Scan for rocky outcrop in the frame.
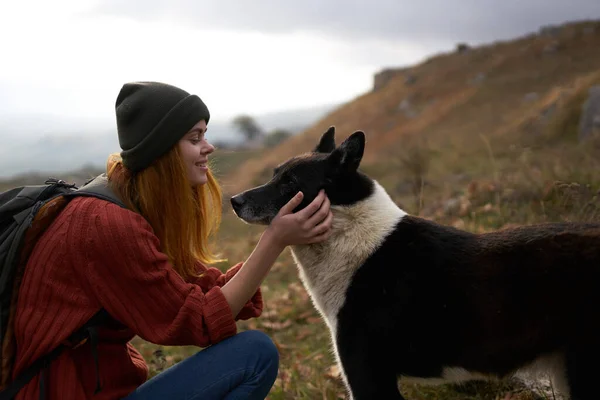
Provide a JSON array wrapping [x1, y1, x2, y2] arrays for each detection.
[[456, 43, 471, 53], [372, 67, 416, 91], [539, 25, 562, 37], [373, 68, 403, 91]]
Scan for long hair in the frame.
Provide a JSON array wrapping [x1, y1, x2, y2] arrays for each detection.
[[106, 145, 224, 281]]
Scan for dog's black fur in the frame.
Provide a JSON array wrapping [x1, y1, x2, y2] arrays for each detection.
[[231, 126, 600, 400]]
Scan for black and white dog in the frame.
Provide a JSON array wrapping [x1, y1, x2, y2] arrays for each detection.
[[230, 126, 600, 400]]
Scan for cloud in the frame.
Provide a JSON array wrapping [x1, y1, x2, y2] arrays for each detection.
[[92, 0, 600, 44]]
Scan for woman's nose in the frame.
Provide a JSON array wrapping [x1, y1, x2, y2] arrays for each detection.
[[202, 142, 215, 155]]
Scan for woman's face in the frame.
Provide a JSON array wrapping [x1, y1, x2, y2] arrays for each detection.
[[178, 119, 215, 186]]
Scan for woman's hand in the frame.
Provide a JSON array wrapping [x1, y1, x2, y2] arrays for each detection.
[[222, 190, 333, 317], [264, 190, 333, 249]]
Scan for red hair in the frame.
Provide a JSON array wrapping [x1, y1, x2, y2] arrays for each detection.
[[106, 145, 223, 281]]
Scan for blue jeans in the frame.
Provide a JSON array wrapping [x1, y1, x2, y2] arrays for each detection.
[[123, 330, 279, 400]]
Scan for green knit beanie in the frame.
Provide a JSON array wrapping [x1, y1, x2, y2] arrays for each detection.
[[115, 81, 210, 173]]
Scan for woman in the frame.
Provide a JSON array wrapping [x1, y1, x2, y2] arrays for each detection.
[[11, 81, 333, 399]]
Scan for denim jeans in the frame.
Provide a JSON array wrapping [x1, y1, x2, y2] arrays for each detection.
[[123, 330, 279, 400]]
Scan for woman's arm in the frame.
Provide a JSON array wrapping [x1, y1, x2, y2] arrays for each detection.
[[193, 262, 263, 320], [74, 190, 331, 347]]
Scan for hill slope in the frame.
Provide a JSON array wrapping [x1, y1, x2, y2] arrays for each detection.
[[223, 19, 600, 211]]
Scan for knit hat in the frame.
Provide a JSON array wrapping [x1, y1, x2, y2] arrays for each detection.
[[115, 81, 210, 173]]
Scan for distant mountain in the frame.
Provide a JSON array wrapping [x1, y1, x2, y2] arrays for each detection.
[[0, 103, 338, 179]]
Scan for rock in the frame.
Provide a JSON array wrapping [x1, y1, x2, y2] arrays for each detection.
[[397, 98, 419, 118], [578, 85, 600, 141], [443, 196, 471, 217], [539, 25, 561, 37], [456, 43, 471, 53], [443, 198, 462, 215], [373, 68, 403, 91], [405, 75, 417, 86]]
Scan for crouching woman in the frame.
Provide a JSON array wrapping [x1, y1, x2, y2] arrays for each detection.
[[11, 82, 333, 399]]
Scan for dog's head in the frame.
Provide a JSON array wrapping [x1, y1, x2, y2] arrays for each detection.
[[230, 126, 374, 225]]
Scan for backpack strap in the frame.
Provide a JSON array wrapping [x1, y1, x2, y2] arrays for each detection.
[[64, 173, 127, 209], [0, 310, 112, 400]]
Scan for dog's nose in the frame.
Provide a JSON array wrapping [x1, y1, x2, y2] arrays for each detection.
[[230, 195, 245, 209]]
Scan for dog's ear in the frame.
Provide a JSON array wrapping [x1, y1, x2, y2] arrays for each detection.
[[328, 131, 365, 172], [314, 126, 336, 153]]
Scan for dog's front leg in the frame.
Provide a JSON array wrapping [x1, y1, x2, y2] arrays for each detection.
[[337, 349, 405, 400]]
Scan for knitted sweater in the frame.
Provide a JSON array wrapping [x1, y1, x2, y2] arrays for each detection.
[[12, 196, 263, 399]]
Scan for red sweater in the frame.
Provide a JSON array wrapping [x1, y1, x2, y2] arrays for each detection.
[[12, 196, 263, 399]]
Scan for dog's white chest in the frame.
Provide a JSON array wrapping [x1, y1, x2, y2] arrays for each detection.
[[290, 181, 406, 333], [290, 248, 359, 332]]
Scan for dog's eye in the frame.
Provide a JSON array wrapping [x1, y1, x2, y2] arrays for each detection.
[[287, 175, 300, 186], [278, 177, 298, 194]]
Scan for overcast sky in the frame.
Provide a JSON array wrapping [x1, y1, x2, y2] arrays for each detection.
[[1, 0, 599, 131]]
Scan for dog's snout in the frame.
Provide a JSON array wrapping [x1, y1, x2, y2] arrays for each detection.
[[230, 195, 245, 210]]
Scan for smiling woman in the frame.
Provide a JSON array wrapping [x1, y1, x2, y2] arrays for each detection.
[[9, 81, 334, 400]]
